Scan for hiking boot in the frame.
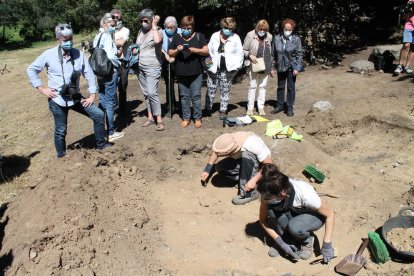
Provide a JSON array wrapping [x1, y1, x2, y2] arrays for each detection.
[[219, 111, 227, 120], [194, 119, 202, 128], [271, 106, 285, 114], [394, 64, 403, 75], [268, 246, 280, 258], [259, 108, 266, 116], [287, 110, 294, 117], [231, 192, 260, 205], [246, 109, 254, 116], [108, 131, 125, 142], [298, 236, 314, 260], [405, 66, 413, 74]]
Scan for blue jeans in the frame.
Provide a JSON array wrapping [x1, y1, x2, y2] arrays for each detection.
[[277, 71, 296, 111], [48, 99, 107, 158], [177, 74, 202, 120], [267, 208, 325, 242], [98, 71, 118, 135]]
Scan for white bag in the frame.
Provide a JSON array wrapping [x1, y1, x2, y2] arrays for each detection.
[[252, 58, 266, 73]]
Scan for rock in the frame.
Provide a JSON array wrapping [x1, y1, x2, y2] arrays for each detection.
[[312, 101, 334, 112], [29, 249, 37, 260], [349, 60, 375, 74]]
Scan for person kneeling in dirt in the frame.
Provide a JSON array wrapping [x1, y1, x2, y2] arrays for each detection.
[[27, 23, 112, 158], [200, 131, 272, 205], [257, 163, 335, 263]]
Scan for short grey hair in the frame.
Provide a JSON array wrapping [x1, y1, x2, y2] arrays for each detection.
[[138, 8, 154, 21], [164, 16, 177, 28], [102, 13, 116, 25], [55, 23, 73, 38], [110, 9, 122, 16]]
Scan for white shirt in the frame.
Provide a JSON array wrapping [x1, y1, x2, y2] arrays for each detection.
[[207, 31, 244, 73], [115, 27, 130, 59], [231, 135, 271, 161], [290, 179, 321, 212]]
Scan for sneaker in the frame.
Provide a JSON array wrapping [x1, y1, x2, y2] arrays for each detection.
[[271, 106, 285, 114], [268, 246, 280, 258], [287, 110, 294, 117], [258, 108, 266, 116], [219, 111, 227, 120], [246, 109, 254, 116], [405, 66, 413, 74], [98, 142, 114, 150], [194, 120, 202, 128], [231, 192, 260, 205], [394, 64, 403, 75], [180, 120, 190, 127], [298, 236, 314, 260], [108, 131, 125, 142]]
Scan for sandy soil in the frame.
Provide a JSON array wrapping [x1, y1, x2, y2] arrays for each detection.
[[0, 43, 413, 275], [386, 228, 414, 252]]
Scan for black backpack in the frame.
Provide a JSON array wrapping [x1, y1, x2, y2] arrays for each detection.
[[89, 33, 114, 77]]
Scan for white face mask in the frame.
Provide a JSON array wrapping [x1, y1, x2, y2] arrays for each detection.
[[142, 22, 150, 29], [284, 30, 292, 37]]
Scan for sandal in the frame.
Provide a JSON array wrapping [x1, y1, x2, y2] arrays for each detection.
[[156, 121, 165, 131], [142, 119, 155, 127]]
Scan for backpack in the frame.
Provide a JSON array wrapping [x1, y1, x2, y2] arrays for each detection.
[[371, 49, 395, 72], [89, 33, 114, 77]]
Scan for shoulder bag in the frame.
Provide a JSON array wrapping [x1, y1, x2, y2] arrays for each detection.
[[89, 33, 114, 77]]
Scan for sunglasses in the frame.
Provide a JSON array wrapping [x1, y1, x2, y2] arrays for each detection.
[[111, 15, 121, 20], [139, 19, 150, 23], [59, 25, 72, 30]]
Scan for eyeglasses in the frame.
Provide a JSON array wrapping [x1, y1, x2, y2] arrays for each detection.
[[59, 25, 72, 30], [111, 15, 121, 20], [139, 19, 150, 23]]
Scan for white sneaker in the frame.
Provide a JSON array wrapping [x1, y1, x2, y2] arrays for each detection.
[[405, 66, 413, 74], [108, 131, 125, 142], [394, 64, 403, 75]]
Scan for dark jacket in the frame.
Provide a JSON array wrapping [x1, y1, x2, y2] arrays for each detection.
[[272, 34, 303, 73]]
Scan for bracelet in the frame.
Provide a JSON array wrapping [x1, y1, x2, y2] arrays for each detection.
[[204, 163, 213, 174]]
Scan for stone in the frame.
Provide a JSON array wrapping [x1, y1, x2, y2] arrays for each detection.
[[349, 60, 375, 74], [312, 101, 334, 112]]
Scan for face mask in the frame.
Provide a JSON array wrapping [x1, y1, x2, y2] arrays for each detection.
[[61, 40, 73, 51], [182, 29, 192, 37], [165, 29, 175, 37], [267, 198, 282, 205], [257, 31, 266, 38], [141, 22, 150, 30], [108, 26, 116, 34], [116, 20, 123, 30], [222, 28, 232, 37], [284, 30, 292, 37]]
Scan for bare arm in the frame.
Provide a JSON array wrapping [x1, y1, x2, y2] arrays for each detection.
[[316, 201, 335, 243], [189, 45, 209, 56], [259, 200, 279, 240], [245, 156, 272, 191], [200, 151, 218, 182]]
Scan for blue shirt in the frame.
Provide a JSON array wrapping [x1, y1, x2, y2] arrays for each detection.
[[162, 28, 182, 53], [27, 46, 97, 107]]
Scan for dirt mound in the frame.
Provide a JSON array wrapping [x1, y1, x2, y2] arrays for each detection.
[[0, 146, 162, 275]]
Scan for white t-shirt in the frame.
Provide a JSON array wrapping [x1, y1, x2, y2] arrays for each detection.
[[241, 135, 271, 162], [290, 179, 321, 212], [115, 27, 130, 58]]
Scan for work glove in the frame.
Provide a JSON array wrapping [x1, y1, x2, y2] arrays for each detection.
[[275, 236, 300, 260], [321, 241, 335, 263]]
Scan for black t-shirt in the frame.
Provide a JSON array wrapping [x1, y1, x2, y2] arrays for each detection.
[[169, 32, 207, 76]]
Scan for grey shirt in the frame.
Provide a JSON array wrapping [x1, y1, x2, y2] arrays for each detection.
[[136, 27, 163, 67]]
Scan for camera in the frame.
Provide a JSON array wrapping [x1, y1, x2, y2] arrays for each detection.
[[60, 71, 82, 101]]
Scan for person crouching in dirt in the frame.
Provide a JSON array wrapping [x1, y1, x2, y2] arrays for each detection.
[[257, 163, 335, 263], [27, 23, 112, 158], [200, 131, 272, 205]]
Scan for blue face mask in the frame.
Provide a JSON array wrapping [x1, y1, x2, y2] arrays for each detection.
[[165, 29, 175, 37], [108, 26, 116, 34], [257, 31, 266, 38], [182, 29, 192, 37], [61, 40, 73, 51], [222, 28, 232, 37]]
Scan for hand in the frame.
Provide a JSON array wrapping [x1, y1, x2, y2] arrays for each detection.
[[200, 172, 209, 182], [132, 48, 138, 55], [321, 242, 334, 263], [244, 179, 256, 192], [275, 236, 300, 260], [249, 55, 257, 64], [38, 86, 58, 98], [117, 47, 123, 57], [176, 45, 184, 52], [168, 57, 175, 63], [81, 95, 95, 108], [270, 69, 276, 78], [293, 69, 299, 76], [152, 15, 160, 28], [189, 47, 197, 54]]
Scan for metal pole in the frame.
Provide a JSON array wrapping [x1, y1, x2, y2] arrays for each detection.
[[168, 63, 172, 119]]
